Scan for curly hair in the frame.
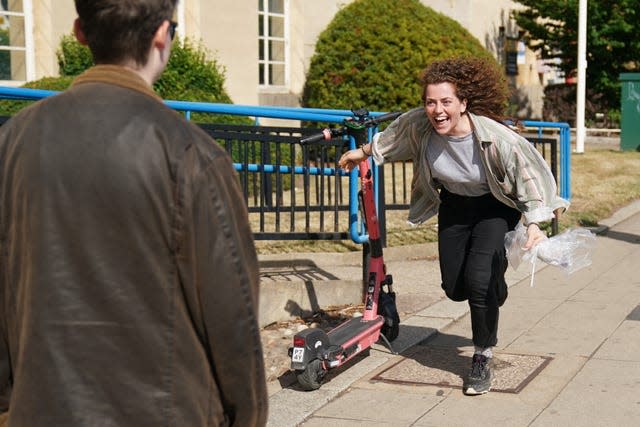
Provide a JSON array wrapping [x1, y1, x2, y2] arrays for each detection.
[[419, 56, 509, 123]]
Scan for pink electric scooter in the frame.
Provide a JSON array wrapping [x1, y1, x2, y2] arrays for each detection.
[[288, 109, 402, 390]]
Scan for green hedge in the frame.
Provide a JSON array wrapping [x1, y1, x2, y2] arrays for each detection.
[[302, 0, 495, 113], [0, 28, 11, 80], [56, 33, 93, 77]]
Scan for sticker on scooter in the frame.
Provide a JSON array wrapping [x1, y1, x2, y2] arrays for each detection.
[[291, 347, 305, 363], [365, 272, 376, 310]]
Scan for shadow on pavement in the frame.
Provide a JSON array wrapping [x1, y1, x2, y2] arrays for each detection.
[[603, 229, 640, 244], [259, 259, 341, 281]]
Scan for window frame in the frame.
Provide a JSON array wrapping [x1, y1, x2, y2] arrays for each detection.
[[258, 0, 289, 89], [0, 0, 35, 86]]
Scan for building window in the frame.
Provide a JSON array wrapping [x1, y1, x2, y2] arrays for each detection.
[[0, 0, 34, 84], [258, 0, 287, 87]]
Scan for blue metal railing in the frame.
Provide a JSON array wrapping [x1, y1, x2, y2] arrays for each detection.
[[522, 120, 572, 200], [0, 86, 572, 244]]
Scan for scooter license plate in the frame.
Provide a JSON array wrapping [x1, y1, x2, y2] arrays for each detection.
[[291, 347, 305, 363]]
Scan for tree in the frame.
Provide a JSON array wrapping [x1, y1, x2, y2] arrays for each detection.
[[302, 0, 496, 113], [513, 0, 639, 120]]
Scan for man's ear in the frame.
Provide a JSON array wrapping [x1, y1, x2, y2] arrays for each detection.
[[152, 20, 170, 50], [73, 18, 88, 45]]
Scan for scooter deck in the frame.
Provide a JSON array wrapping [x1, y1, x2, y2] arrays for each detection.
[[327, 315, 384, 348]]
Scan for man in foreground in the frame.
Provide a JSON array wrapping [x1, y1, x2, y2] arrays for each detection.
[[0, 1, 267, 425]]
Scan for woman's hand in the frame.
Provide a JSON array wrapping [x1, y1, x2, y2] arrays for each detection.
[[523, 223, 547, 250], [338, 144, 369, 172]]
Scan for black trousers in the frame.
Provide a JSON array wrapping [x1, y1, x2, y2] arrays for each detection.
[[438, 189, 521, 348]]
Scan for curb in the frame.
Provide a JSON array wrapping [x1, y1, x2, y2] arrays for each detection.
[[597, 199, 640, 231]]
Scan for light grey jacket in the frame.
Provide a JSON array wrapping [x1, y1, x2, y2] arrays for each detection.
[[371, 107, 569, 226]]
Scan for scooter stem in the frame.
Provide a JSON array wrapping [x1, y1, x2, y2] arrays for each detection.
[[359, 158, 385, 321]]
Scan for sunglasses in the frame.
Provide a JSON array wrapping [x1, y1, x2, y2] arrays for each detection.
[[168, 20, 178, 40]]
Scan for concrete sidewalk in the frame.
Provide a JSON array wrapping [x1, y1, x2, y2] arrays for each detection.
[[264, 200, 640, 427]]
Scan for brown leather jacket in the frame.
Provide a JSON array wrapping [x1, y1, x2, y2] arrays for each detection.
[[0, 66, 267, 426]]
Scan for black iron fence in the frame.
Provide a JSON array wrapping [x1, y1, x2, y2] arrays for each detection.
[[199, 123, 350, 241]]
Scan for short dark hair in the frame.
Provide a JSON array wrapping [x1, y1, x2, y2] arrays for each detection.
[[74, 0, 178, 66]]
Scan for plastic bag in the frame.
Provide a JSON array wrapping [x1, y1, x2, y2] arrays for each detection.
[[504, 223, 597, 286]]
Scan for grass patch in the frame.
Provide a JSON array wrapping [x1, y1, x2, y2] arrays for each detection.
[[563, 148, 640, 228]]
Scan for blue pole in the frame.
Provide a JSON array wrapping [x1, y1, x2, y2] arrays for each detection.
[[347, 133, 369, 244], [233, 163, 344, 176], [523, 120, 572, 200]]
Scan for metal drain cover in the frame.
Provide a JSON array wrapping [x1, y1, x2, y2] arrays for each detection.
[[372, 346, 552, 394]]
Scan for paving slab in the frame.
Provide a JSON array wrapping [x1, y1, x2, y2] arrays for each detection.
[[311, 387, 441, 425], [569, 251, 640, 305], [497, 295, 564, 347], [507, 299, 630, 356], [301, 416, 406, 427], [531, 359, 640, 427], [267, 350, 393, 427], [414, 298, 469, 321], [411, 388, 540, 427], [391, 315, 450, 352], [593, 318, 640, 361], [371, 347, 552, 394], [512, 354, 587, 405]]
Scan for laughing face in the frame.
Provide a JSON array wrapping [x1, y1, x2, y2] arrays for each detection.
[[424, 82, 471, 137]]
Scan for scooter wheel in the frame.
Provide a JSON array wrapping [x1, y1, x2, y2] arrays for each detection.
[[296, 359, 326, 391]]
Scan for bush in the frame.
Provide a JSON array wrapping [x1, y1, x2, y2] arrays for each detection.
[[0, 28, 11, 80], [302, 0, 496, 113], [0, 76, 76, 116], [56, 34, 93, 76]]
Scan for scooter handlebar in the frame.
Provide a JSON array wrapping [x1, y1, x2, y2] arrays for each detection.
[[369, 111, 403, 126], [299, 111, 402, 144], [300, 129, 330, 144], [300, 128, 344, 144]]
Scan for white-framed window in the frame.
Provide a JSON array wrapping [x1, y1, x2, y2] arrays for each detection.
[[0, 0, 34, 85], [258, 0, 287, 87]]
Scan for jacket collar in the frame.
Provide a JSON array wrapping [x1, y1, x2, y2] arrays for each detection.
[[467, 112, 490, 142], [72, 65, 163, 102], [467, 112, 507, 151]]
